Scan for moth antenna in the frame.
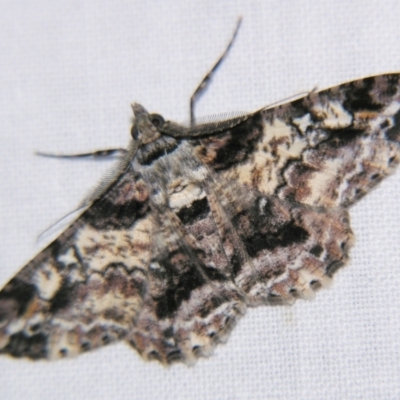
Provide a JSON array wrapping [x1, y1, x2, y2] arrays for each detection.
[[36, 205, 87, 244], [36, 142, 139, 243], [190, 17, 242, 126], [79, 137, 142, 207], [35, 149, 127, 159]]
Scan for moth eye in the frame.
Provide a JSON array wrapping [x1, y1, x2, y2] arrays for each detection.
[[130, 125, 139, 140], [149, 113, 165, 128]]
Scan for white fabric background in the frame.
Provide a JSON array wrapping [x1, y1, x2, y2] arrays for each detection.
[[1, 1, 400, 399]]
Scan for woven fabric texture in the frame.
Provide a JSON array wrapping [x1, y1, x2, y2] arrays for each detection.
[[1, 1, 400, 399]]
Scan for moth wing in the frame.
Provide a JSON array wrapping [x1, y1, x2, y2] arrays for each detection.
[[196, 74, 400, 208], [127, 206, 246, 365], [0, 168, 152, 359], [188, 74, 400, 305], [191, 175, 354, 306]]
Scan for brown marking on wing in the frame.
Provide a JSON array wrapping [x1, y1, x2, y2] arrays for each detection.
[[0, 169, 152, 360], [203, 74, 400, 208], [127, 208, 246, 365]]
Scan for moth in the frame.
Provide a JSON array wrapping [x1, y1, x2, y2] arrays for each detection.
[[1, 19, 400, 365]]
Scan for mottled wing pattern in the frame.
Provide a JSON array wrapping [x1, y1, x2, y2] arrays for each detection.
[[209, 75, 400, 208], [127, 138, 247, 364], [194, 74, 400, 303], [201, 175, 353, 306], [128, 207, 246, 364], [1, 74, 400, 364], [0, 169, 152, 359]]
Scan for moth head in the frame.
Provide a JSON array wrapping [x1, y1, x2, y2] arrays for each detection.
[[130, 103, 165, 144]]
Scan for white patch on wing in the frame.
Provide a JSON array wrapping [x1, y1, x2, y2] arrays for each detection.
[[74, 219, 152, 273], [259, 198, 268, 215], [313, 100, 353, 129], [224, 118, 309, 195], [292, 113, 312, 134], [168, 183, 205, 210], [383, 100, 400, 116], [57, 248, 79, 267], [34, 264, 63, 300]]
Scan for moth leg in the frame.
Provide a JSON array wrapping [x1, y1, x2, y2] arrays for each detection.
[[36, 148, 127, 159], [189, 17, 242, 125]]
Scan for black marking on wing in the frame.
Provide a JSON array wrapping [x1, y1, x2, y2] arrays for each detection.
[[0, 279, 36, 317], [1, 332, 48, 359], [344, 77, 384, 112], [153, 232, 228, 320], [49, 280, 73, 314], [83, 197, 148, 230], [155, 264, 205, 319], [242, 220, 309, 258], [176, 197, 210, 224], [386, 109, 400, 142], [322, 127, 366, 148], [225, 196, 310, 273], [200, 114, 264, 170]]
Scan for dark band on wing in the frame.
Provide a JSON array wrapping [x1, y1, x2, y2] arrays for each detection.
[[195, 113, 264, 170]]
